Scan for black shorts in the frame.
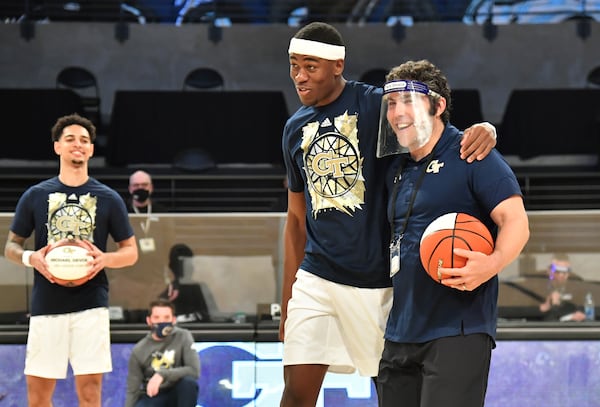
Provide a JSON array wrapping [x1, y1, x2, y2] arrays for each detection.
[[377, 333, 493, 407]]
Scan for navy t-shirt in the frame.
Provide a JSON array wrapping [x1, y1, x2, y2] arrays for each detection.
[[10, 176, 135, 316], [282, 81, 392, 288], [384, 125, 522, 343]]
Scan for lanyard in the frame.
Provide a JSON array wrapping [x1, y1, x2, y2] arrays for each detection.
[[133, 203, 152, 235], [389, 149, 436, 243]]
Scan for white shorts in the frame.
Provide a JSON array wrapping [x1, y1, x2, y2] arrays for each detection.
[[283, 269, 393, 377], [25, 307, 112, 379]]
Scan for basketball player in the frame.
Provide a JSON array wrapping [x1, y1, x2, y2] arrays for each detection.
[[4, 113, 138, 407], [377, 60, 529, 407], [280, 22, 498, 406]]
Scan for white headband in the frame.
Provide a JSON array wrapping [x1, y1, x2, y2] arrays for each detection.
[[288, 38, 345, 60]]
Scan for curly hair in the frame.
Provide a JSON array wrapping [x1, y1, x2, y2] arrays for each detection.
[[386, 59, 452, 124], [50, 113, 96, 142]]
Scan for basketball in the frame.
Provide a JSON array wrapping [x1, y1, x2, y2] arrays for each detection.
[[420, 212, 494, 282], [44, 239, 93, 287]]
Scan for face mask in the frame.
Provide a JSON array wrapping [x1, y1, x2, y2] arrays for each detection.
[[152, 322, 174, 339], [132, 188, 150, 203]]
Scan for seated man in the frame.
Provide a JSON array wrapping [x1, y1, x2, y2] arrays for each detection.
[[159, 243, 212, 322], [125, 299, 200, 407], [539, 255, 586, 322]]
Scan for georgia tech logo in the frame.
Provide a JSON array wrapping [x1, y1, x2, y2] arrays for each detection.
[[306, 133, 359, 197], [426, 159, 445, 174], [195, 342, 375, 406], [151, 349, 175, 371], [61, 247, 77, 254], [50, 208, 91, 237], [311, 150, 351, 179], [301, 112, 366, 218], [47, 192, 96, 243]]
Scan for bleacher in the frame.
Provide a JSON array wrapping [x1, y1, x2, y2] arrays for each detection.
[[0, 161, 599, 213], [516, 166, 600, 210], [0, 164, 287, 213]]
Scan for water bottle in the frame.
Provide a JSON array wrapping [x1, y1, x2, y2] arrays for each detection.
[[584, 292, 595, 321]]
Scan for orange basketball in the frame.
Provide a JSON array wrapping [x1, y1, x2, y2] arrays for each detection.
[[420, 213, 494, 283], [44, 239, 93, 287]]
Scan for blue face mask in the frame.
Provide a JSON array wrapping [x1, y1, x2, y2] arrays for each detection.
[[152, 322, 174, 339]]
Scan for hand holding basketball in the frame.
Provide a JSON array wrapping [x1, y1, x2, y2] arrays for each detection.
[[420, 213, 494, 283], [44, 238, 94, 287]]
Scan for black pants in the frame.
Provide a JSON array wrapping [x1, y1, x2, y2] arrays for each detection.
[[134, 376, 199, 407], [377, 334, 492, 407]]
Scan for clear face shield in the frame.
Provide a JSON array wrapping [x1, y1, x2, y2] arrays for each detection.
[[376, 80, 440, 158]]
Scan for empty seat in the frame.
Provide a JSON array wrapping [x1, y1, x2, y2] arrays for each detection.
[[587, 65, 600, 87], [182, 67, 224, 90], [499, 88, 600, 159], [56, 66, 101, 130], [449, 89, 484, 132], [173, 148, 216, 173], [358, 68, 388, 88]]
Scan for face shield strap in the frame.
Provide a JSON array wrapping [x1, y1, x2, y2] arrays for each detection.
[[383, 80, 441, 98], [550, 263, 571, 279]]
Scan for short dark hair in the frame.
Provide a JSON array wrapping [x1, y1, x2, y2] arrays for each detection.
[[386, 59, 452, 125], [149, 298, 176, 316], [51, 113, 96, 142], [294, 22, 344, 46]]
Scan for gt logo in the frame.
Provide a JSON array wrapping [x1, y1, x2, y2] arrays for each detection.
[[311, 151, 350, 178], [195, 342, 376, 406], [426, 160, 444, 173], [52, 215, 89, 237]]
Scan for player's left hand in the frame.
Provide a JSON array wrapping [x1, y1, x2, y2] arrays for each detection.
[[460, 122, 497, 163], [439, 247, 500, 291], [80, 240, 105, 280]]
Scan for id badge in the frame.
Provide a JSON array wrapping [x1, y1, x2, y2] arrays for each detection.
[[139, 237, 156, 253], [389, 236, 401, 278]]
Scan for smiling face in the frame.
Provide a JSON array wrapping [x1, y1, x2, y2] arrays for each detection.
[[289, 53, 345, 107], [53, 124, 94, 167], [385, 91, 435, 151]]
